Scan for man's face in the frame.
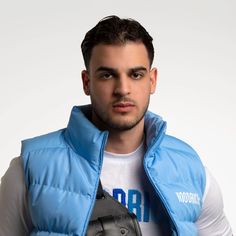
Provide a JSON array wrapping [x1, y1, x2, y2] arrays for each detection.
[[82, 42, 157, 131]]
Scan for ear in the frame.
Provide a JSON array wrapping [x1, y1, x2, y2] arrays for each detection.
[[149, 67, 158, 94], [81, 70, 90, 95]]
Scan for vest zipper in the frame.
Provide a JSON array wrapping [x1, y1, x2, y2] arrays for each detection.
[[81, 131, 109, 236], [143, 124, 179, 236], [144, 164, 179, 236]]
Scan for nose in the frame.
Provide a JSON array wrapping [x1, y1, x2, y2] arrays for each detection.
[[113, 75, 130, 97]]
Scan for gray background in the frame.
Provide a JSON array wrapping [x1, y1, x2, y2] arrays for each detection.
[[0, 0, 235, 231]]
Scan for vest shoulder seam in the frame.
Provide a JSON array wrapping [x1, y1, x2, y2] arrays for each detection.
[[31, 229, 69, 235], [23, 145, 69, 155], [30, 182, 91, 198]]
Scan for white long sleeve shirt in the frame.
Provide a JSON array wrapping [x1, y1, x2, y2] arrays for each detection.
[[0, 154, 233, 236]]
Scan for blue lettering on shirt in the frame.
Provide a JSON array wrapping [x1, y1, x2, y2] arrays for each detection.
[[128, 189, 142, 221], [113, 188, 126, 206], [112, 188, 160, 223]]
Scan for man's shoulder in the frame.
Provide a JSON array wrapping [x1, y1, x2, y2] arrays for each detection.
[[159, 134, 205, 170], [159, 134, 206, 190], [21, 128, 67, 155], [162, 134, 200, 158]]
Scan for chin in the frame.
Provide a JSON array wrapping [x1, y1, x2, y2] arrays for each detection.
[[107, 117, 142, 131]]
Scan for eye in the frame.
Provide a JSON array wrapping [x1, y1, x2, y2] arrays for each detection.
[[131, 72, 143, 80], [99, 73, 113, 80]]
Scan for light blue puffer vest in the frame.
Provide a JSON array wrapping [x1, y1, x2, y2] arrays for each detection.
[[21, 105, 206, 236]]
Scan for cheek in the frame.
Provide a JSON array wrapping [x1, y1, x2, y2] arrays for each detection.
[[140, 91, 151, 102], [134, 87, 152, 107], [134, 83, 151, 96], [91, 86, 111, 102]]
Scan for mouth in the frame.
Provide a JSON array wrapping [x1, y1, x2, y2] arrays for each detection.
[[112, 102, 135, 113]]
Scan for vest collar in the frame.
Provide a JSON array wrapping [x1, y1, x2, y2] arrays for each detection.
[[64, 105, 166, 164], [64, 105, 108, 166], [144, 110, 167, 151]]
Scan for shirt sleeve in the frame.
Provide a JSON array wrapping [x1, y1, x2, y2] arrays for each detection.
[[196, 167, 233, 236], [0, 157, 33, 236]]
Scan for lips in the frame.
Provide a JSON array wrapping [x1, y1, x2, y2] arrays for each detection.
[[112, 102, 135, 113]]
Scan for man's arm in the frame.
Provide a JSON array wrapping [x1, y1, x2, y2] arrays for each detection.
[[0, 157, 33, 235], [196, 167, 233, 235]]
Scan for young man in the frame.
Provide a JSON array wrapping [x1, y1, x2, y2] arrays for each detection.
[[0, 16, 232, 235]]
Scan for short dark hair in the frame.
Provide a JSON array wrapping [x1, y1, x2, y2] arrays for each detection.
[[81, 15, 154, 69]]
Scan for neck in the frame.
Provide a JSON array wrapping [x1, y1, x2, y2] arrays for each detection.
[[105, 121, 145, 154], [91, 110, 145, 154]]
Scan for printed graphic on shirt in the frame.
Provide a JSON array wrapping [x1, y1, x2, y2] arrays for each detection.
[[113, 188, 158, 222], [104, 187, 172, 235], [101, 144, 172, 235], [104, 187, 167, 224]]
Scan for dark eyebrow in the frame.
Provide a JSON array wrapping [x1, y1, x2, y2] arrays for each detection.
[[129, 66, 147, 73], [95, 66, 147, 73], [95, 66, 117, 73]]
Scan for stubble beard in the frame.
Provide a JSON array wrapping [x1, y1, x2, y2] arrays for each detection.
[[91, 97, 150, 131]]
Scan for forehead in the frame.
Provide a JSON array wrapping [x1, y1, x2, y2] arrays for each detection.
[[89, 42, 150, 71]]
